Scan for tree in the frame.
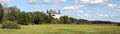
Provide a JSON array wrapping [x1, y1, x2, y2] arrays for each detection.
[[33, 11, 47, 24], [0, 4, 4, 23], [60, 16, 72, 24], [26, 12, 34, 24], [17, 12, 29, 25], [91, 20, 113, 24], [3, 6, 21, 22], [43, 14, 51, 24], [69, 17, 78, 24], [77, 19, 89, 24]]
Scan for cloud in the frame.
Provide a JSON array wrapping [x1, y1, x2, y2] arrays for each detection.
[[77, 14, 89, 19], [43, 0, 67, 4], [101, 15, 120, 22], [75, 0, 120, 9], [77, 10, 83, 13], [63, 6, 76, 11], [99, 14, 109, 17], [75, 0, 90, 4], [75, 0, 108, 4], [108, 16, 120, 20], [84, 14, 89, 16], [0, 0, 10, 2], [62, 5, 85, 11], [28, 0, 38, 4], [106, 3, 120, 8]]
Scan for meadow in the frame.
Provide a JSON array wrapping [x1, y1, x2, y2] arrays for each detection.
[[0, 24, 120, 34]]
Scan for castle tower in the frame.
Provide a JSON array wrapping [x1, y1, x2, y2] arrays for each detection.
[[47, 9, 61, 19], [47, 9, 49, 13], [58, 9, 61, 14]]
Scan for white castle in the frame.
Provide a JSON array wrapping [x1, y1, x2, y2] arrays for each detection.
[[47, 9, 61, 19]]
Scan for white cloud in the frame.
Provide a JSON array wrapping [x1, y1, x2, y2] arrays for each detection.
[[43, 0, 67, 4], [61, 0, 66, 3], [99, 14, 104, 16], [0, 0, 10, 2], [75, 0, 90, 4], [106, 3, 119, 8], [43, 0, 49, 3], [63, 6, 75, 11], [75, 0, 108, 4], [62, 5, 85, 11], [84, 14, 89, 16], [108, 15, 120, 20], [99, 14, 109, 17], [29, 0, 38, 4], [78, 10, 83, 13]]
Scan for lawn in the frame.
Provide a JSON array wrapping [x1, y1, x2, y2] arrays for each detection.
[[0, 24, 120, 34]]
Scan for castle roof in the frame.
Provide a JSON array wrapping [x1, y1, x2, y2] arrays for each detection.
[[47, 9, 61, 14], [49, 10, 58, 14]]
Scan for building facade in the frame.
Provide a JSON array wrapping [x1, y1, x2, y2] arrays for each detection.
[[47, 9, 61, 19]]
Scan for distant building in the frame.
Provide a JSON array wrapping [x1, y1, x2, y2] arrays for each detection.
[[47, 9, 61, 19]]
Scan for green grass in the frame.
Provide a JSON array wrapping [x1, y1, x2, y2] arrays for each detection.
[[0, 24, 120, 34]]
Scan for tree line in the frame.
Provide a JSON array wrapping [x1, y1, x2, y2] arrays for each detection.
[[0, 3, 119, 25]]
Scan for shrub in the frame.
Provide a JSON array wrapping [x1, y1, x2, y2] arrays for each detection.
[[117, 23, 120, 26], [1, 21, 21, 29]]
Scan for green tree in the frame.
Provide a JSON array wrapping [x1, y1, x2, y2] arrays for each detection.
[[3, 6, 21, 22], [0, 4, 4, 23], [77, 19, 89, 24], [69, 17, 78, 24], [60, 16, 72, 24], [32, 11, 48, 24], [17, 12, 29, 25]]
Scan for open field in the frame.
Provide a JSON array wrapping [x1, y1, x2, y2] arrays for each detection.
[[0, 24, 120, 34]]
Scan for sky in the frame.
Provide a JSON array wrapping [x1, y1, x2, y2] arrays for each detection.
[[0, 0, 120, 22]]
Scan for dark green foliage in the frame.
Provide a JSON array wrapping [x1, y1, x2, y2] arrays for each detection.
[[8, 7, 20, 21], [47, 12, 54, 23], [77, 19, 90, 24], [43, 15, 51, 24], [1, 21, 21, 29], [69, 17, 78, 24], [60, 16, 72, 24], [32, 11, 49, 24], [91, 21, 113, 24], [3, 6, 21, 22], [0, 4, 4, 23], [17, 12, 29, 25]]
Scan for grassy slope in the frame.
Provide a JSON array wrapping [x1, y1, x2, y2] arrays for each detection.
[[0, 24, 120, 34]]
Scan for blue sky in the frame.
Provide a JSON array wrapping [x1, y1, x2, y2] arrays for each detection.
[[0, 0, 120, 22]]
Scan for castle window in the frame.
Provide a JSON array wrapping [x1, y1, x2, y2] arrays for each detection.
[[52, 14, 55, 16]]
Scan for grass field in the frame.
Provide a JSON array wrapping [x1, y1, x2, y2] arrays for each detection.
[[0, 24, 120, 34]]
